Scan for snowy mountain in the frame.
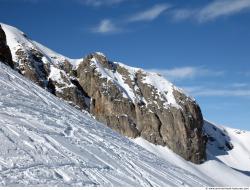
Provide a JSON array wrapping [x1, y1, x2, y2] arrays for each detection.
[[0, 23, 206, 164], [0, 61, 210, 186], [0, 23, 250, 186]]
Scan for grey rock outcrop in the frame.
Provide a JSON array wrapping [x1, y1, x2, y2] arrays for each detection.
[[14, 51, 90, 110], [0, 23, 89, 110], [0, 24, 207, 164], [76, 53, 206, 163]]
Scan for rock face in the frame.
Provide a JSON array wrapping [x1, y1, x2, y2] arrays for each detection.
[[0, 23, 89, 110], [0, 25, 13, 68], [76, 53, 206, 163], [0, 23, 206, 164]]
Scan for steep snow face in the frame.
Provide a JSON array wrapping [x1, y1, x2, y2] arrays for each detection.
[[33, 41, 82, 70], [0, 62, 209, 187], [89, 57, 137, 102], [204, 121, 250, 173], [1, 23, 70, 65], [141, 71, 181, 109], [133, 121, 250, 186]]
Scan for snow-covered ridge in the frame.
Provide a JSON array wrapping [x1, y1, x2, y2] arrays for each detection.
[[0, 61, 209, 186], [89, 57, 138, 103], [1, 23, 70, 65], [141, 71, 181, 109], [204, 120, 250, 172], [89, 55, 183, 109], [1, 23, 186, 109], [133, 121, 250, 186]]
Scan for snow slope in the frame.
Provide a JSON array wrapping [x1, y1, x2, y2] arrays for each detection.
[[0, 62, 210, 187], [133, 121, 250, 186], [204, 121, 250, 174], [1, 23, 70, 66]]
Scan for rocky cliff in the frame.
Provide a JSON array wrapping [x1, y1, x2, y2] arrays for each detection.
[[0, 23, 206, 163], [0, 25, 13, 68]]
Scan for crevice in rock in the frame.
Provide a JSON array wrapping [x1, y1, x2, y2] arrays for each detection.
[[70, 78, 90, 99]]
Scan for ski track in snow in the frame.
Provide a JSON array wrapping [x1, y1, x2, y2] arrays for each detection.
[[0, 63, 210, 186]]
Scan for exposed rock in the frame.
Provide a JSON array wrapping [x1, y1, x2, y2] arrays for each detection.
[[225, 141, 234, 150], [203, 120, 234, 155], [1, 23, 89, 110], [14, 47, 49, 87], [1, 23, 207, 164], [0, 25, 13, 68], [76, 53, 206, 163], [48, 65, 89, 110]]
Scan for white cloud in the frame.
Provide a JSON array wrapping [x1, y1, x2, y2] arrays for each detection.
[[154, 66, 250, 98], [183, 86, 250, 97], [128, 4, 170, 22], [231, 83, 248, 88], [80, 0, 126, 7], [147, 66, 224, 81], [172, 0, 250, 22], [91, 19, 120, 33], [91, 4, 170, 34], [198, 0, 250, 22], [172, 9, 195, 21]]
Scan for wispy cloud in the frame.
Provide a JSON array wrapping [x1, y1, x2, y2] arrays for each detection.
[[91, 4, 170, 34], [198, 0, 250, 22], [153, 66, 250, 98], [91, 19, 120, 34], [128, 4, 170, 22], [172, 9, 195, 21], [90, 0, 250, 34], [183, 86, 250, 97], [231, 83, 248, 88], [79, 0, 126, 7], [147, 66, 224, 81], [245, 71, 250, 76], [0, 0, 41, 3], [173, 0, 250, 22]]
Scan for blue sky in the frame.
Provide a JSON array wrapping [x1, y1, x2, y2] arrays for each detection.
[[1, 0, 250, 130]]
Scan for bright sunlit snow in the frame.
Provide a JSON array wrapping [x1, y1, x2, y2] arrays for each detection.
[[133, 121, 250, 186], [0, 62, 210, 186]]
